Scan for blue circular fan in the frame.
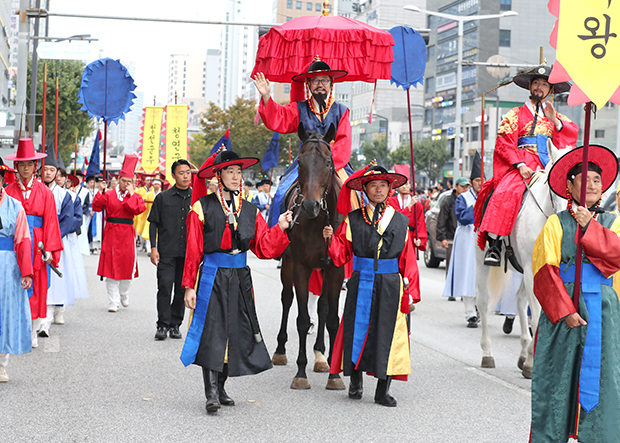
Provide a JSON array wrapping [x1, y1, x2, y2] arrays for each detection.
[[77, 58, 137, 124]]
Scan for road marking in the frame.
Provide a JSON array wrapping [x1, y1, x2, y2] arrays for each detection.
[[464, 366, 530, 395], [44, 335, 60, 353]]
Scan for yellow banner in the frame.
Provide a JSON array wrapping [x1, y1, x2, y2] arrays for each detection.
[[164, 105, 189, 184], [140, 107, 163, 174], [557, 0, 620, 107]]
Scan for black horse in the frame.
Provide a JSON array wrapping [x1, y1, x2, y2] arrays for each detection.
[[272, 122, 345, 390]]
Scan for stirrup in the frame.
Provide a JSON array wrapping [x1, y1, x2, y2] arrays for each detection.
[[505, 245, 524, 274]]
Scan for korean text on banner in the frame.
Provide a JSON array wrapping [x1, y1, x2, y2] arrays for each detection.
[[140, 107, 164, 174], [164, 105, 189, 184]]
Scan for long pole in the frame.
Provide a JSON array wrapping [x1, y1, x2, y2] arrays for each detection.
[[453, 19, 463, 182], [288, 138, 291, 167], [74, 133, 78, 172], [406, 88, 419, 259], [103, 121, 108, 181], [54, 71, 59, 157], [29, 0, 42, 136], [16, 0, 28, 141], [480, 93, 485, 183], [572, 102, 593, 310], [41, 63, 47, 171]]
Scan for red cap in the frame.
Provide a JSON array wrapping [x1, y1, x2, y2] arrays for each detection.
[[119, 154, 139, 178], [5, 139, 48, 162]]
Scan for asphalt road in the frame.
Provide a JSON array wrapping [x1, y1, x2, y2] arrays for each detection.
[[1, 251, 532, 443]]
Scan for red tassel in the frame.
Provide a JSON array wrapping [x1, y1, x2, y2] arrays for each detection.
[[336, 162, 375, 215], [220, 225, 232, 250]]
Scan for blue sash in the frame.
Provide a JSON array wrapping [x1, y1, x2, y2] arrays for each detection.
[[351, 255, 399, 366], [518, 134, 550, 167], [25, 215, 46, 299], [180, 252, 248, 367], [0, 236, 13, 251], [560, 262, 613, 413]]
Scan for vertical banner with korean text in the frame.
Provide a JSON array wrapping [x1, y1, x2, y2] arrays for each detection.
[[139, 106, 164, 174], [163, 105, 189, 184]]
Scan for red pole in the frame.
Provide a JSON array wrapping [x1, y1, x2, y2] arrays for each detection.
[[74, 133, 78, 172], [41, 63, 47, 172], [406, 88, 419, 259], [480, 93, 485, 183], [103, 121, 108, 181], [572, 102, 593, 310], [54, 71, 59, 158]]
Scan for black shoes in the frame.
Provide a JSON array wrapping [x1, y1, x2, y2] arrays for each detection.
[[447, 297, 456, 301], [218, 364, 235, 406], [169, 326, 182, 339], [348, 370, 363, 400], [484, 236, 502, 267], [467, 316, 479, 328], [374, 377, 397, 407], [154, 326, 168, 341], [203, 368, 221, 413], [503, 316, 515, 334]]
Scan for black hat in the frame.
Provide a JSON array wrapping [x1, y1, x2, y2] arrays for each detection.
[[470, 151, 482, 180], [95, 174, 105, 182], [291, 57, 348, 83], [0, 157, 15, 177], [197, 149, 259, 179], [513, 64, 571, 94]]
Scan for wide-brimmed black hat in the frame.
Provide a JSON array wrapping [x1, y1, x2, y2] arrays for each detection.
[[346, 165, 408, 191], [197, 150, 259, 179], [513, 64, 571, 94], [292, 58, 348, 83]]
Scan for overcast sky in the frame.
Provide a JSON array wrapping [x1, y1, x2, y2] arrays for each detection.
[[47, 0, 272, 105]]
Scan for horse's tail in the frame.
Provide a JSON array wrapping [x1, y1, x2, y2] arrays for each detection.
[[486, 266, 506, 314]]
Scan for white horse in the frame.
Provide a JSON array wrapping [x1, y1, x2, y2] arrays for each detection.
[[476, 140, 568, 379]]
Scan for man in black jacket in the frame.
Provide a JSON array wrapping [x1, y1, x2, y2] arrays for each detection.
[[148, 160, 193, 340]]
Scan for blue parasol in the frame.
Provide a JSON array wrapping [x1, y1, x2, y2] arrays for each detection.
[[389, 26, 427, 253]]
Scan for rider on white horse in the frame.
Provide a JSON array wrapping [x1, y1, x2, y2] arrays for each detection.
[[476, 65, 578, 270]]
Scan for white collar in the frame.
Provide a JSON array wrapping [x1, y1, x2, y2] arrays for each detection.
[[19, 176, 34, 190], [525, 100, 547, 119], [116, 184, 128, 201]]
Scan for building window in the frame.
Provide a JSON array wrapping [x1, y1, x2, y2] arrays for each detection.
[[284, 84, 291, 93], [425, 77, 434, 94], [499, 30, 511, 47], [287, 0, 292, 8], [500, 0, 512, 11], [307, 2, 312, 10], [316, 3, 321, 11], [286, 16, 292, 21], [595, 129, 605, 138], [296, 1, 301, 9], [471, 126, 479, 142]]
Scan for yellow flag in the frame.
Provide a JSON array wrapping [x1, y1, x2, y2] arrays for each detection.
[[139, 107, 163, 174], [164, 105, 189, 185], [556, 0, 620, 107]]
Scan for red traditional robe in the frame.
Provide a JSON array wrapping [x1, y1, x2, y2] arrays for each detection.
[[5, 180, 62, 320], [258, 98, 352, 171], [92, 189, 146, 280], [388, 195, 428, 251], [476, 102, 578, 248]]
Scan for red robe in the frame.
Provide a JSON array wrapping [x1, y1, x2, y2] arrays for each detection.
[[5, 180, 62, 320], [476, 103, 578, 248], [258, 98, 352, 171], [92, 190, 146, 280], [388, 195, 427, 251]]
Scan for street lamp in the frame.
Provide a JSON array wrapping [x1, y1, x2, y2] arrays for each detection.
[[403, 5, 518, 180]]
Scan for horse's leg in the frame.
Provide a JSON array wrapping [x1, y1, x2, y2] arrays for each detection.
[[521, 263, 540, 379], [322, 265, 345, 390], [312, 274, 329, 373], [514, 280, 530, 371], [475, 247, 495, 368], [290, 262, 312, 389], [273, 254, 294, 365]]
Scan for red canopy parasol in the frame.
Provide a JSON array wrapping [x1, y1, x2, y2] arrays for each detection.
[[251, 15, 394, 84]]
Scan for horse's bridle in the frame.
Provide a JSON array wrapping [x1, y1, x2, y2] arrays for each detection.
[[522, 172, 557, 218]]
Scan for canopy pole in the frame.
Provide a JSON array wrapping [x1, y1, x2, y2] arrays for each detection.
[[572, 101, 593, 310], [54, 71, 59, 157], [480, 92, 485, 183], [41, 63, 47, 172], [406, 88, 419, 259]]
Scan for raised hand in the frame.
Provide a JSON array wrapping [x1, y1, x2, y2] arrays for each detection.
[[252, 72, 272, 105]]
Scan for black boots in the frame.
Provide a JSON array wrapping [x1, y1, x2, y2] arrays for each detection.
[[374, 377, 397, 407], [484, 235, 502, 267], [348, 370, 363, 400], [218, 364, 235, 406], [202, 368, 221, 412]]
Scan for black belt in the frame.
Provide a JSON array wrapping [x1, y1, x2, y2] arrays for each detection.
[[107, 217, 133, 225]]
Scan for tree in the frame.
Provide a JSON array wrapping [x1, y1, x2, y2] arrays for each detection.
[[358, 136, 391, 170], [190, 97, 282, 173], [26, 58, 95, 168], [391, 137, 450, 183]]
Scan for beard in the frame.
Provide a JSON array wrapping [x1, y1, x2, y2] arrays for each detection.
[[312, 90, 328, 110]]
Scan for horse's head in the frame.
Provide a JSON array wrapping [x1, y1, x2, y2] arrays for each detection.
[[296, 122, 336, 219]]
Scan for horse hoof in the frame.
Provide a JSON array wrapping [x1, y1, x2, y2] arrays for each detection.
[[272, 353, 288, 365], [291, 377, 311, 390], [313, 361, 330, 373], [522, 366, 533, 379], [517, 356, 526, 370], [481, 356, 496, 368], [325, 378, 345, 390]]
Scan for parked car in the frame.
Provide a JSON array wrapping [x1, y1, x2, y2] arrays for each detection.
[[424, 190, 451, 268]]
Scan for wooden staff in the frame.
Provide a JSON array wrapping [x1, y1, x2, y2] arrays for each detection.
[[41, 63, 47, 171], [54, 71, 59, 157]]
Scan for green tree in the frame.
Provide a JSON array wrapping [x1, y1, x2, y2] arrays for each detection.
[[391, 137, 450, 182], [26, 58, 94, 168], [191, 98, 279, 173], [358, 136, 391, 169]]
